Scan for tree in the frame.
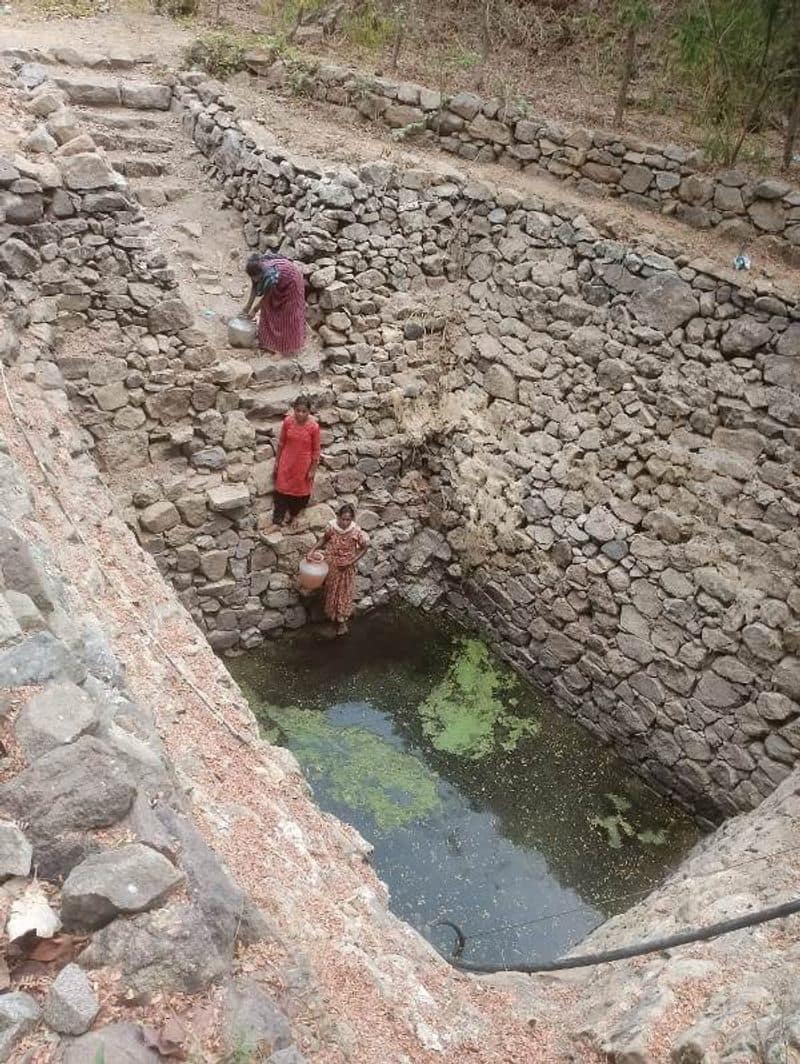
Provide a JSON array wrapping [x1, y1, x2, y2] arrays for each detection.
[[675, 0, 796, 165], [613, 0, 654, 128], [781, 0, 800, 168]]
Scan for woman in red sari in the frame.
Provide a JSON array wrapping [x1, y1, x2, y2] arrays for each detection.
[[261, 396, 320, 535], [307, 504, 370, 635], [241, 252, 306, 357]]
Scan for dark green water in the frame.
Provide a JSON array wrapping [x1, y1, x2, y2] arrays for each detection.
[[229, 607, 701, 967]]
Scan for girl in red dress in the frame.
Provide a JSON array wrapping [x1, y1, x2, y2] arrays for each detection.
[[307, 504, 370, 635], [262, 396, 321, 535]]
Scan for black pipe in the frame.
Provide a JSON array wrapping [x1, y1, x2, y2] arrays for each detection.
[[446, 896, 800, 975]]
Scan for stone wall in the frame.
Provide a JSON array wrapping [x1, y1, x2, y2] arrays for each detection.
[[249, 53, 800, 264], [4, 57, 800, 818], [7, 45, 800, 1064], [171, 73, 800, 819]]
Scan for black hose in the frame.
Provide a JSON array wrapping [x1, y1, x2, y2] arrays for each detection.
[[433, 919, 466, 959], [446, 896, 800, 975]]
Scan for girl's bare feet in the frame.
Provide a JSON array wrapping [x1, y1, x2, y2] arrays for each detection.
[[336, 621, 348, 636], [259, 523, 282, 538]]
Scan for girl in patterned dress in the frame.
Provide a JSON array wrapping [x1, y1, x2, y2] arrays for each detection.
[[306, 504, 370, 635], [241, 252, 306, 356]]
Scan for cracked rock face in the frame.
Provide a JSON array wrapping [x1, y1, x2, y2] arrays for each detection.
[[61, 843, 183, 930]]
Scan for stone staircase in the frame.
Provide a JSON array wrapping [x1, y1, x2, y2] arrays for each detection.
[[21, 52, 332, 447]]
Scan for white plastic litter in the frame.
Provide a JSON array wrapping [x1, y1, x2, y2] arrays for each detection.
[[7, 883, 62, 941]]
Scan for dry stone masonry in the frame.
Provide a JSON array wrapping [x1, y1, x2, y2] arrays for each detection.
[[3, 50, 800, 824], [168, 73, 800, 821], [252, 52, 800, 264], [2, 39, 800, 1064]]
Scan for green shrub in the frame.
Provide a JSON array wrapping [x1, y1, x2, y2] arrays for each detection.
[[155, 0, 198, 17], [184, 31, 251, 78], [184, 30, 292, 79]]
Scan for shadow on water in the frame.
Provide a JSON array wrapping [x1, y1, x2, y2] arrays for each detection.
[[228, 606, 702, 967]]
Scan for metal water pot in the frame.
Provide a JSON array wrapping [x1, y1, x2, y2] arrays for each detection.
[[227, 316, 257, 349]]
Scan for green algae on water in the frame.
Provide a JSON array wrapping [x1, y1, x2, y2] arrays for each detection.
[[261, 703, 442, 831], [418, 638, 540, 759], [589, 794, 670, 850]]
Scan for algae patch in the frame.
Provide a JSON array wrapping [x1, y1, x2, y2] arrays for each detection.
[[419, 638, 540, 759], [261, 703, 442, 831], [589, 794, 669, 850]]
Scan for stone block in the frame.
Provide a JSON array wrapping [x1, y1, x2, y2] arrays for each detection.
[[59, 152, 117, 191], [54, 76, 121, 106], [0, 820, 32, 879], [140, 500, 180, 533], [121, 82, 172, 110], [207, 484, 251, 512], [42, 963, 99, 1035], [94, 381, 128, 411]]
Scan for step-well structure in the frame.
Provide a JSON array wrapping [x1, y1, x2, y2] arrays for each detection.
[[1, 38, 800, 1063]]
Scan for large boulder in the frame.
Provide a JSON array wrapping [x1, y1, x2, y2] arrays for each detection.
[[147, 803, 268, 951], [15, 680, 99, 761], [0, 632, 85, 688], [62, 844, 183, 930], [0, 736, 135, 840], [629, 273, 699, 334], [79, 903, 228, 993]]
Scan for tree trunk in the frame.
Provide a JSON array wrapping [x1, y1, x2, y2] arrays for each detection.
[[391, 2, 407, 71], [614, 24, 637, 128], [785, 83, 800, 169], [475, 0, 492, 92], [783, 2, 800, 170]]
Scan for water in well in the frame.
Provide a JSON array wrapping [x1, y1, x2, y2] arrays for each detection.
[[229, 607, 701, 967]]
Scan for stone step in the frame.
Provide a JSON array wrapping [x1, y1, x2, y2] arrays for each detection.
[[240, 381, 326, 420], [128, 180, 190, 207], [91, 130, 173, 154], [52, 75, 171, 111], [251, 350, 324, 385], [75, 109, 163, 132], [110, 154, 169, 178], [0, 45, 155, 71]]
